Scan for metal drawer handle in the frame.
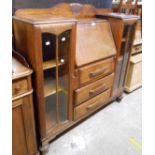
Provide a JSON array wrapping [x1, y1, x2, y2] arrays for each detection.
[[89, 85, 107, 96], [86, 101, 100, 110], [135, 47, 140, 50], [89, 68, 108, 78]]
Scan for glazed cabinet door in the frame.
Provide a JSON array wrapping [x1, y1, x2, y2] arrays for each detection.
[[113, 24, 136, 95], [41, 24, 72, 134]]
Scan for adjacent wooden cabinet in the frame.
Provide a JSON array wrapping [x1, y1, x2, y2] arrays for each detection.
[[125, 21, 142, 92], [12, 55, 38, 155], [13, 3, 139, 154], [125, 53, 142, 92]]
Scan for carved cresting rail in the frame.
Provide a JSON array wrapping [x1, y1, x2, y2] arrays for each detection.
[[15, 3, 112, 19]]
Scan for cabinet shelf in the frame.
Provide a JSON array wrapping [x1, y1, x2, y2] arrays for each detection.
[[44, 77, 62, 97], [43, 60, 63, 70]]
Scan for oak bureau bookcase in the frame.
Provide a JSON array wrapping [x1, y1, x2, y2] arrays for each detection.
[[13, 3, 139, 154]]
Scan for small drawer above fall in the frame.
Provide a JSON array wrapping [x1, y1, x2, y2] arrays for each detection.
[[78, 57, 115, 85], [74, 73, 114, 106]]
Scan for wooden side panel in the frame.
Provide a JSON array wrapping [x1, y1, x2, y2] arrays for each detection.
[[12, 96, 38, 155], [108, 18, 124, 57], [13, 103, 28, 155], [76, 20, 116, 66], [13, 19, 47, 138]]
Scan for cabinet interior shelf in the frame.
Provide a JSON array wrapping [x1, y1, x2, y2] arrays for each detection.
[[43, 60, 63, 70], [44, 77, 62, 97]]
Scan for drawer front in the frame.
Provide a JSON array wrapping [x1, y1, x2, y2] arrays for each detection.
[[79, 58, 115, 85], [12, 78, 28, 96], [75, 74, 114, 105], [74, 88, 111, 120], [132, 44, 142, 54]]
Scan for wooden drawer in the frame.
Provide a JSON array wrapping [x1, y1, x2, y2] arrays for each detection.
[[74, 88, 111, 120], [78, 58, 115, 85], [12, 78, 29, 96], [132, 44, 142, 54], [75, 74, 114, 105]]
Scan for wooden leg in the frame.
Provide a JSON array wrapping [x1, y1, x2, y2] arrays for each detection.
[[40, 143, 49, 155], [116, 94, 123, 102]]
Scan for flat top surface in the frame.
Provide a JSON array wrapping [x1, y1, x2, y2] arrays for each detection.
[[76, 18, 107, 23], [96, 13, 140, 20], [13, 16, 76, 25], [13, 16, 107, 25], [12, 57, 32, 80]]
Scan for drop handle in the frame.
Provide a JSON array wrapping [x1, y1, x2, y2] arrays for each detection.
[[89, 68, 108, 78], [86, 101, 101, 110], [89, 85, 107, 96], [135, 46, 140, 50]]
